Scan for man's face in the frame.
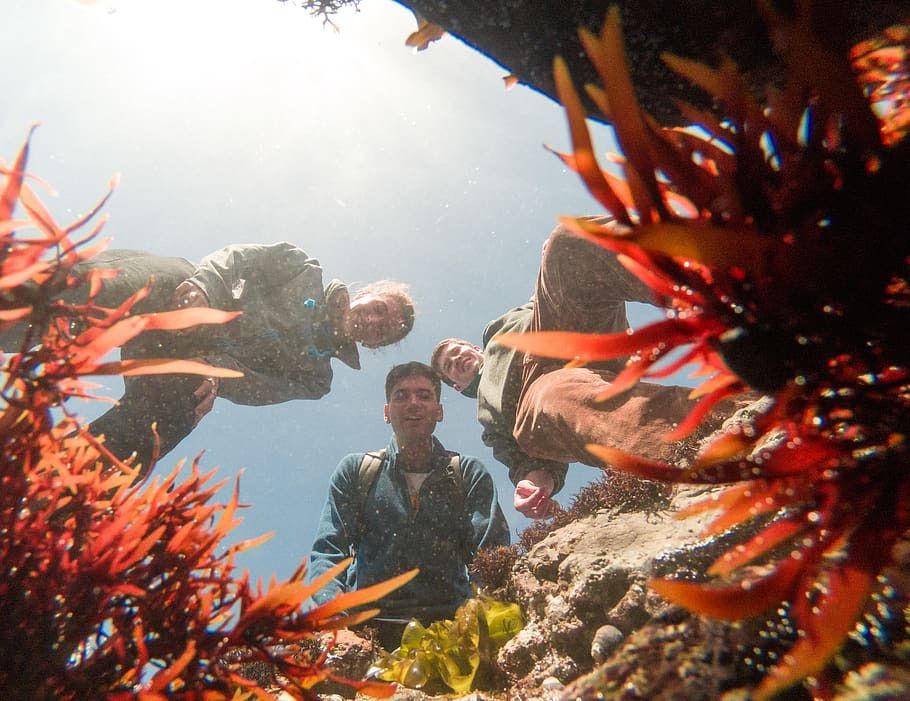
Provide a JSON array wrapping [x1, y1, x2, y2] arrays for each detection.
[[349, 293, 405, 349], [433, 340, 483, 391], [383, 375, 443, 444]]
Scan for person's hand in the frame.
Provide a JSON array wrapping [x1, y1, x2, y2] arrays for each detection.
[[173, 280, 209, 310], [191, 376, 218, 426], [514, 469, 558, 519]]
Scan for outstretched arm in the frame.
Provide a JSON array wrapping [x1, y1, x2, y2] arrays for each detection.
[[461, 458, 511, 554], [481, 425, 567, 519], [308, 455, 361, 606]]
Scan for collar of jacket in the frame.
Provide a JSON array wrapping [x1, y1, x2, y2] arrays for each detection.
[[386, 435, 449, 472], [324, 279, 361, 370], [459, 372, 481, 399]]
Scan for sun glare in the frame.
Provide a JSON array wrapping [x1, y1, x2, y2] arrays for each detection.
[[69, 0, 407, 104]]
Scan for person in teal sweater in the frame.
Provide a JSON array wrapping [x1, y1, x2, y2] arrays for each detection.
[[308, 362, 510, 649]]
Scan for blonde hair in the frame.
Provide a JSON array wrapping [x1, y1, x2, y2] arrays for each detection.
[[353, 280, 414, 346]]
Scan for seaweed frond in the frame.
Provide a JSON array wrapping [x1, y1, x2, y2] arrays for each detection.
[[0, 127, 402, 700], [500, 6, 910, 699]]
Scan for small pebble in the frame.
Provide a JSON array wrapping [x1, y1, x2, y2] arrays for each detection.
[[591, 624, 625, 664], [542, 675, 564, 691]]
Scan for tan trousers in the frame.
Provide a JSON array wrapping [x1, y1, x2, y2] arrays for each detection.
[[513, 225, 696, 467]]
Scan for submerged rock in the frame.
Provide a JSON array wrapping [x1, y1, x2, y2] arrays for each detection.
[[496, 488, 729, 688], [493, 396, 910, 700]]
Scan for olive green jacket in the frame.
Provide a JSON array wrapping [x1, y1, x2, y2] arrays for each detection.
[[474, 227, 653, 494], [184, 241, 360, 405]]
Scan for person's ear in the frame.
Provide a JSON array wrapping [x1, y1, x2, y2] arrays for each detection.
[[383, 404, 391, 423], [436, 403, 444, 422]]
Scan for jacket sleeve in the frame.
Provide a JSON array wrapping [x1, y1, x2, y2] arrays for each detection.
[[478, 310, 570, 495], [461, 456, 512, 557], [186, 242, 320, 309], [308, 454, 361, 606], [207, 353, 332, 405], [480, 426, 569, 495]]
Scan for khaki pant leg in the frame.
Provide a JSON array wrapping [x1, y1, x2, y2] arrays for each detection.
[[513, 367, 695, 466]]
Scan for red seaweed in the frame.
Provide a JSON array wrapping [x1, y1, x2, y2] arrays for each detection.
[[0, 127, 402, 700], [499, 6, 910, 699]]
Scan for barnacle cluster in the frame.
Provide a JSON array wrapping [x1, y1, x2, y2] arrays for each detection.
[[499, 4, 910, 699]]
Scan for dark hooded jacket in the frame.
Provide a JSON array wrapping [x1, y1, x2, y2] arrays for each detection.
[[77, 242, 361, 406], [182, 241, 361, 404]]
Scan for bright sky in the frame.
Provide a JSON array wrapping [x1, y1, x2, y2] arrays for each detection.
[[3, 0, 677, 583]]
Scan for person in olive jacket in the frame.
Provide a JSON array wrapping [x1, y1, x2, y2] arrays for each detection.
[[66, 242, 414, 476], [432, 223, 699, 520], [308, 362, 510, 650]]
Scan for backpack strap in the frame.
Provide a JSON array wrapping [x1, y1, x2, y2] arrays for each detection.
[[354, 449, 387, 545], [442, 451, 464, 516]]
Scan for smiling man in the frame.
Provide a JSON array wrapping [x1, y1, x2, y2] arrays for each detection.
[[308, 361, 510, 650]]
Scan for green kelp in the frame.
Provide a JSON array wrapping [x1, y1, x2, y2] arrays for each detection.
[[369, 597, 524, 693]]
